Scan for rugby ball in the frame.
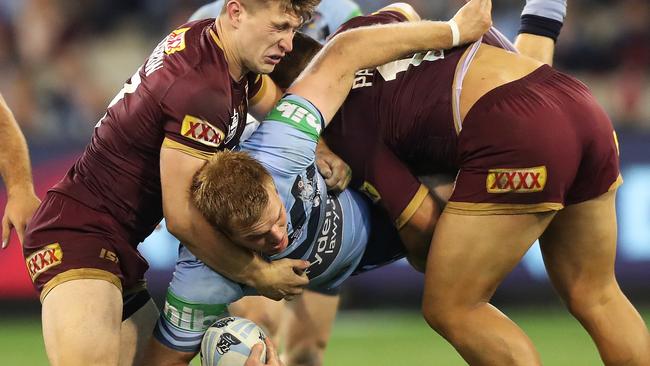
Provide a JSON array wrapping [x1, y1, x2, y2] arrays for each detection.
[[201, 316, 267, 366]]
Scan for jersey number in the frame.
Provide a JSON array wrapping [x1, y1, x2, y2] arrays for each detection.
[[352, 50, 444, 89], [95, 67, 143, 128]]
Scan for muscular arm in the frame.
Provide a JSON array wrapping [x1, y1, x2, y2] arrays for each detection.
[[0, 93, 40, 247], [289, 0, 492, 123], [514, 0, 566, 65], [515, 33, 555, 65], [160, 147, 308, 300], [248, 75, 283, 122]]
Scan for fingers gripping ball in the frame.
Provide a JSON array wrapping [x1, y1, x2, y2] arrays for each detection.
[[201, 317, 267, 366]]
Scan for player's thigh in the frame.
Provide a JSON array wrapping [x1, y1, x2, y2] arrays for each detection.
[[119, 295, 159, 366], [424, 211, 555, 307], [42, 278, 123, 366], [284, 290, 340, 351], [539, 190, 618, 299], [228, 295, 286, 337]]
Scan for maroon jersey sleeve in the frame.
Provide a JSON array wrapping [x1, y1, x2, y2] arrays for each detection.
[[361, 143, 429, 229]]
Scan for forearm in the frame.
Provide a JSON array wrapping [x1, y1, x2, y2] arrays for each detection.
[[327, 21, 454, 74], [160, 147, 268, 287], [515, 33, 555, 65], [290, 0, 492, 123], [168, 206, 268, 288], [516, 0, 566, 65], [0, 95, 35, 195], [293, 21, 456, 124]]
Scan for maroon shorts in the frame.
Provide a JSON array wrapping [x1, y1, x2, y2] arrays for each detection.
[[23, 192, 149, 301], [447, 65, 621, 215]]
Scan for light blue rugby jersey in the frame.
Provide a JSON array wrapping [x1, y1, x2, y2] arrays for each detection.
[[239, 94, 370, 290], [166, 95, 372, 316]]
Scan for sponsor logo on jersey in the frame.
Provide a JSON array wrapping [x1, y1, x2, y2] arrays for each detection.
[[163, 292, 227, 331], [359, 181, 381, 203], [26, 243, 63, 281], [286, 165, 322, 249], [486, 166, 547, 193], [181, 115, 225, 147], [267, 99, 322, 141], [304, 196, 343, 279], [165, 27, 190, 55], [224, 106, 240, 145], [99, 248, 119, 263]]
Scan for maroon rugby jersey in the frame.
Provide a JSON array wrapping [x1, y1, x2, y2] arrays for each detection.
[[51, 19, 264, 244], [323, 10, 508, 226]]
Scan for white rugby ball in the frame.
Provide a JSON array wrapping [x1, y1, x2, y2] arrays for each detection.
[[201, 316, 267, 366]]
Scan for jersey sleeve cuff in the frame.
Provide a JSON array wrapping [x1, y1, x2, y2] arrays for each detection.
[[395, 184, 429, 229]]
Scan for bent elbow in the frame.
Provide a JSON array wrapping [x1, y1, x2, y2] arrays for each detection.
[[164, 215, 188, 241]]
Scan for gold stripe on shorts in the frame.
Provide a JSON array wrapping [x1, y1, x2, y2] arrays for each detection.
[[445, 201, 563, 216], [41, 268, 122, 303]]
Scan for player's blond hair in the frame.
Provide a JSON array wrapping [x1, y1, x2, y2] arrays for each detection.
[[225, 0, 320, 22], [191, 151, 272, 235]]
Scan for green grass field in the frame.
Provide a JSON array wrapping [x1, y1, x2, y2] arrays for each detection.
[[2, 308, 647, 365]]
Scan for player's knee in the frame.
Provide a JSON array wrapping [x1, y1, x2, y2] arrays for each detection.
[[421, 302, 451, 334], [564, 285, 620, 319]]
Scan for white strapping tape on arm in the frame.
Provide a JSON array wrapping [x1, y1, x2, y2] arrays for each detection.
[[447, 19, 460, 47]]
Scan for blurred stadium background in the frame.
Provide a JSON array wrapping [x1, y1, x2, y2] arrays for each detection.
[[0, 0, 648, 364]]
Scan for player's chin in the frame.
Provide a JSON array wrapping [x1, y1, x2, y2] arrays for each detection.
[[258, 58, 281, 73], [266, 237, 288, 255], [252, 63, 274, 75]]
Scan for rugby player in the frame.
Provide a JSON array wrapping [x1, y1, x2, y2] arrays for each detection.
[[182, 1, 558, 364], [264, 0, 650, 364], [0, 92, 40, 248], [21, 1, 320, 365], [187, 1, 363, 364], [142, 1, 493, 365]]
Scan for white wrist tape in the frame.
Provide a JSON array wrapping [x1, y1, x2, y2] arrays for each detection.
[[448, 19, 460, 47]]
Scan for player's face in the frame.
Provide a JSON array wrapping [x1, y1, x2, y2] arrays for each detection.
[[231, 182, 289, 255], [239, 2, 303, 74]]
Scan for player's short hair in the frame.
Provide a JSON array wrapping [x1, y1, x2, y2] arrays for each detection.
[[191, 151, 272, 235], [238, 0, 319, 22], [269, 32, 323, 89]]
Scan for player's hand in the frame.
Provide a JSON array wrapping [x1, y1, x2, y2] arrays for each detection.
[[451, 0, 492, 45], [253, 258, 309, 301], [316, 140, 351, 192], [2, 188, 40, 249], [246, 338, 283, 366]]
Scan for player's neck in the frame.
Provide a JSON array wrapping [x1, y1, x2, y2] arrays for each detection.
[[216, 18, 249, 81]]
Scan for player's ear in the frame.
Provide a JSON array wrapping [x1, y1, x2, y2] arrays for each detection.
[[225, 0, 244, 28]]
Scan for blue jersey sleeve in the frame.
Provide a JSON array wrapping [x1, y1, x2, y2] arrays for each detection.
[[240, 94, 324, 178]]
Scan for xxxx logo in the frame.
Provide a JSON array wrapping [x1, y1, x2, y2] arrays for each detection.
[[359, 181, 381, 203], [26, 243, 63, 281], [165, 27, 190, 55], [181, 115, 225, 147], [486, 166, 547, 193]]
